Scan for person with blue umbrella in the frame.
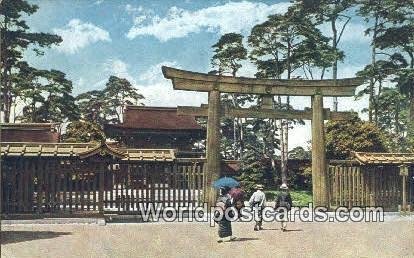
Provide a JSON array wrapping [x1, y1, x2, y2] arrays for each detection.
[[213, 177, 239, 243], [213, 177, 240, 189]]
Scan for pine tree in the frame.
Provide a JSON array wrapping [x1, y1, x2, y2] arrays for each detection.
[[248, 6, 332, 184], [211, 33, 250, 160], [0, 0, 62, 122]]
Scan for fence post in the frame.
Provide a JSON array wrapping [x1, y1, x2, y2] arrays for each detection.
[[400, 165, 408, 212], [98, 162, 105, 214], [0, 158, 3, 215]]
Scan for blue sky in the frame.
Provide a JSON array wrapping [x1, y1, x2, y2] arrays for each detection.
[[24, 0, 373, 149]]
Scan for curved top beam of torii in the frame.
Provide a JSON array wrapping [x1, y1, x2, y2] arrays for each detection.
[[162, 66, 365, 97]]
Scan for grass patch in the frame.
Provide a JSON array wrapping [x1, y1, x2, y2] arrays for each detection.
[[264, 189, 312, 207]]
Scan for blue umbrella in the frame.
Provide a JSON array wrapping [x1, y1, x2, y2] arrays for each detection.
[[213, 177, 240, 189]]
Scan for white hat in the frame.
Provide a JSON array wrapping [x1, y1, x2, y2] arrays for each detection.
[[255, 184, 264, 190], [280, 183, 288, 190]]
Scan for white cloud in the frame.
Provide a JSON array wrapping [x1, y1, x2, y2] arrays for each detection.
[[140, 82, 207, 107], [88, 58, 138, 91], [100, 59, 207, 106], [138, 61, 177, 84], [125, 4, 144, 14], [104, 58, 136, 83], [94, 0, 104, 5], [126, 1, 291, 41], [76, 77, 85, 88], [53, 19, 111, 54], [137, 61, 207, 106]]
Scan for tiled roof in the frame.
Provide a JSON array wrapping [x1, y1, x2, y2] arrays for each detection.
[[113, 106, 204, 130], [0, 123, 59, 129], [122, 148, 176, 161], [352, 152, 414, 165], [1, 142, 99, 157], [1, 123, 60, 143], [1, 142, 176, 161]]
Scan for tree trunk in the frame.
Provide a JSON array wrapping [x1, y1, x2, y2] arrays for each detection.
[[280, 38, 292, 185], [232, 118, 237, 159], [278, 96, 285, 185], [31, 102, 36, 122], [239, 118, 243, 159], [395, 97, 400, 150], [1, 17, 10, 123], [272, 117, 278, 185], [410, 96, 414, 123], [369, 16, 379, 123], [374, 80, 382, 125], [231, 94, 238, 159], [282, 96, 289, 184], [2, 68, 12, 123], [409, 54, 414, 123], [331, 18, 338, 112], [3, 95, 11, 123]]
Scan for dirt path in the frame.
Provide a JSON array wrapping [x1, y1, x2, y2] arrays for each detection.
[[2, 218, 413, 258]]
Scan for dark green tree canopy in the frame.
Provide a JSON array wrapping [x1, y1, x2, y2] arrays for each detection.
[[1, 0, 63, 122], [211, 33, 247, 76], [63, 121, 106, 143], [248, 6, 337, 79], [76, 75, 144, 126], [326, 118, 388, 159], [14, 62, 79, 123]]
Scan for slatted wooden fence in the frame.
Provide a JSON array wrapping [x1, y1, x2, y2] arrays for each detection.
[[329, 164, 404, 210], [102, 161, 205, 213], [1, 157, 206, 216]]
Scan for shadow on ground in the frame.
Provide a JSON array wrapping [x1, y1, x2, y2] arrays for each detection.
[[233, 237, 259, 242], [1, 231, 71, 245], [259, 228, 303, 232], [283, 229, 303, 232]]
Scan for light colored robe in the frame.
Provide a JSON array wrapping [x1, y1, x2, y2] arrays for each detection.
[[249, 190, 266, 208]]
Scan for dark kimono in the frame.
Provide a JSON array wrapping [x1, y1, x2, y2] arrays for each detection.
[[215, 194, 233, 238], [275, 192, 293, 219]]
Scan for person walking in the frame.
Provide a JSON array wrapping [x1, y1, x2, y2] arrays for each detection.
[[275, 183, 293, 232], [249, 184, 266, 231], [215, 186, 236, 243], [229, 187, 245, 219]]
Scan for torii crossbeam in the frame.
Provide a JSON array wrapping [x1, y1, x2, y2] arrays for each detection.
[[177, 105, 357, 121], [162, 66, 364, 207]]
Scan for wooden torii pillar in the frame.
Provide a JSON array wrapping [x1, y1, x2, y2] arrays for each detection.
[[162, 66, 363, 206]]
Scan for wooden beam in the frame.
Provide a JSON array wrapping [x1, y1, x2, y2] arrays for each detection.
[[162, 66, 364, 97], [312, 94, 329, 207], [171, 78, 357, 97], [177, 106, 209, 117], [177, 105, 357, 121], [163, 66, 364, 87], [205, 91, 221, 206], [260, 95, 273, 109]]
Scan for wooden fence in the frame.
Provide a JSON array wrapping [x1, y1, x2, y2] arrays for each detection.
[[102, 161, 205, 213], [1, 157, 206, 216], [329, 164, 406, 210]]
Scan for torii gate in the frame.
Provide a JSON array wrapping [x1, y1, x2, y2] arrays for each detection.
[[162, 66, 364, 207]]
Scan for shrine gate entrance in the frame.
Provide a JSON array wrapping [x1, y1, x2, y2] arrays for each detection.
[[162, 66, 364, 207]]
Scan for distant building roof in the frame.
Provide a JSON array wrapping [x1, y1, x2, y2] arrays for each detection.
[[0, 123, 60, 143], [352, 152, 414, 165], [110, 106, 204, 131], [1, 142, 176, 161]]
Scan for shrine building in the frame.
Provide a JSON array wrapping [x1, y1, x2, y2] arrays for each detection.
[[104, 106, 206, 151]]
